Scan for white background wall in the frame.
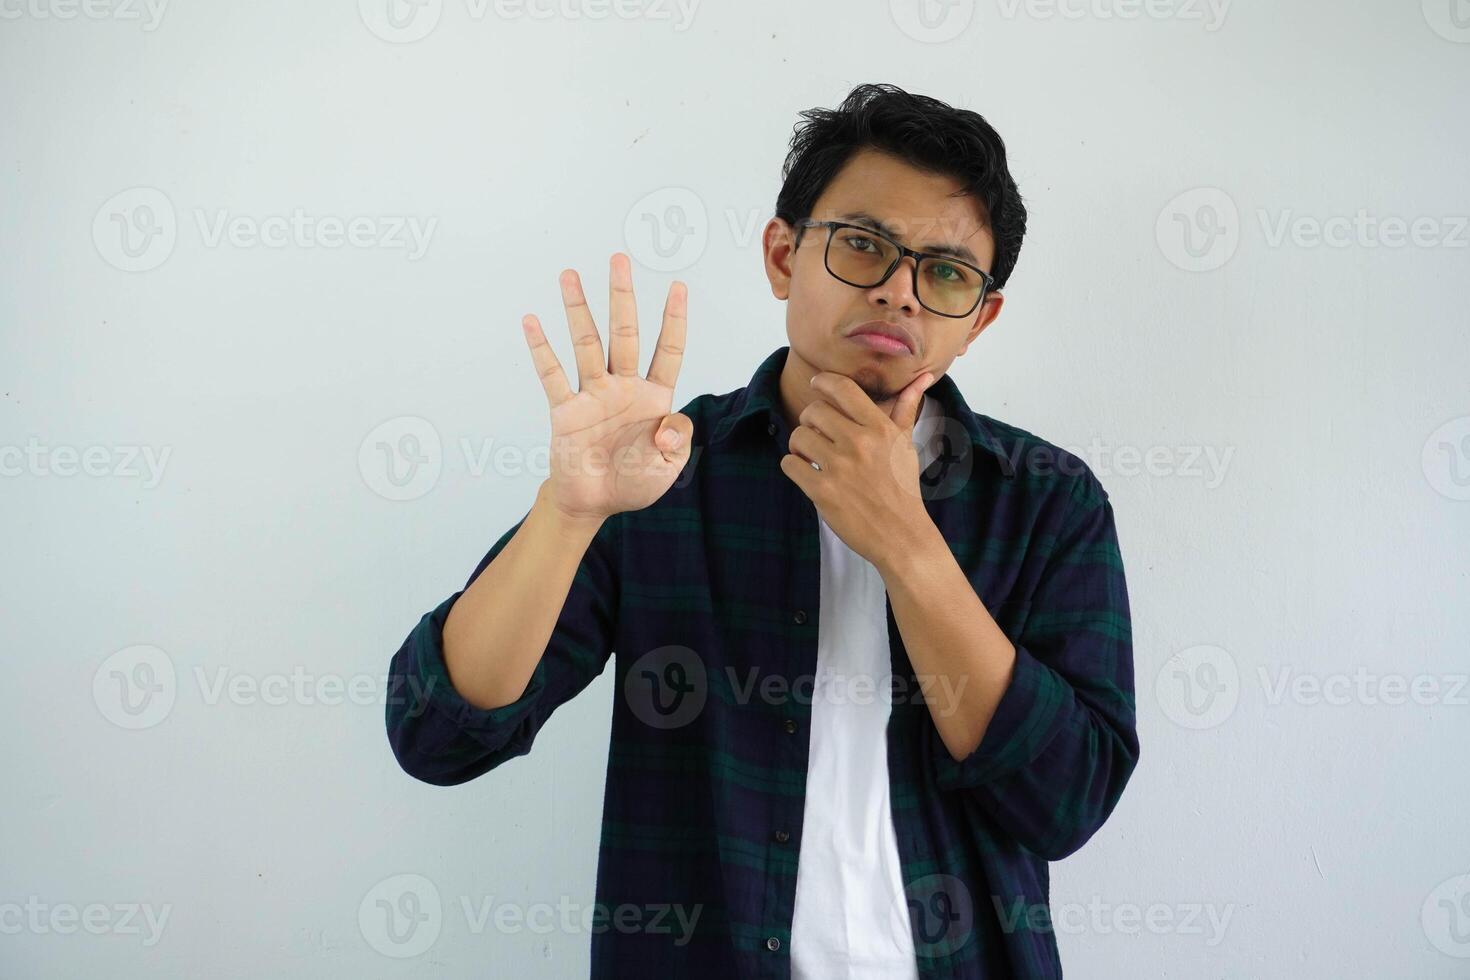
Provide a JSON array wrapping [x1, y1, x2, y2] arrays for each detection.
[[2, 0, 1468, 976]]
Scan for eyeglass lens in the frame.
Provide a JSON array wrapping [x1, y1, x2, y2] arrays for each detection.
[[824, 226, 983, 316]]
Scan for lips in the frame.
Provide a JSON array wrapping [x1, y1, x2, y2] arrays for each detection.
[[846, 321, 915, 355]]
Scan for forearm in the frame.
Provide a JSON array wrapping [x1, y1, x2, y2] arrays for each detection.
[[876, 524, 1017, 763], [442, 481, 606, 710]]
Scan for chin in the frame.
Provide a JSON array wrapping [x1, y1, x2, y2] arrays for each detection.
[[847, 363, 900, 404]]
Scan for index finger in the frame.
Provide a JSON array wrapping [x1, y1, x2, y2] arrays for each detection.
[[645, 280, 687, 390], [809, 372, 888, 427]]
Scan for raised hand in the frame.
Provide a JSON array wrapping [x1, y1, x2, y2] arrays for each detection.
[[522, 252, 692, 524]]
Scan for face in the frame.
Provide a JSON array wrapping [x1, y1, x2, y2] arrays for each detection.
[[762, 147, 1005, 421]]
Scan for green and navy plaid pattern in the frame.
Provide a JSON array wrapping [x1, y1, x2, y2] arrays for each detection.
[[386, 344, 1138, 978]]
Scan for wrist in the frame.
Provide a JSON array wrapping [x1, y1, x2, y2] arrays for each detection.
[[874, 510, 947, 579], [533, 480, 607, 542]]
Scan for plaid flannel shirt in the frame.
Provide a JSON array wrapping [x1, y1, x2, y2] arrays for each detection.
[[386, 344, 1139, 978]]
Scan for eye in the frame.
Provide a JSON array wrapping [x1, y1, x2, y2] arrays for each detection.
[[929, 262, 969, 284], [839, 231, 883, 253]]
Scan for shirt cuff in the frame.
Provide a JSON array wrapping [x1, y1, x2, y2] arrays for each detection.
[[931, 641, 1073, 790], [409, 591, 549, 738]]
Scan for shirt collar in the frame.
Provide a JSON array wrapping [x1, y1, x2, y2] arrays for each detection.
[[708, 345, 1016, 478]]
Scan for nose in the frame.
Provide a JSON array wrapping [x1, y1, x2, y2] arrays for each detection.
[[866, 255, 921, 315]]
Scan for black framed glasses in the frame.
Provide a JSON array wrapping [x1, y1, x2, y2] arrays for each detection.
[[793, 218, 996, 318]]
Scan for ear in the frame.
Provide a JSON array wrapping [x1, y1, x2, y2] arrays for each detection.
[[762, 218, 799, 301], [958, 291, 1005, 355]]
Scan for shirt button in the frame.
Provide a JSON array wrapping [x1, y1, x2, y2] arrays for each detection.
[[773, 829, 789, 843], [766, 421, 777, 436], [793, 609, 807, 625], [783, 719, 797, 734], [766, 937, 781, 952]]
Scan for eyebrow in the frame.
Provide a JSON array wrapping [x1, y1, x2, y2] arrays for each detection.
[[835, 210, 983, 267]]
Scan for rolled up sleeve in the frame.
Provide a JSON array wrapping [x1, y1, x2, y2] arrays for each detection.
[[929, 479, 1138, 861], [385, 512, 620, 786]]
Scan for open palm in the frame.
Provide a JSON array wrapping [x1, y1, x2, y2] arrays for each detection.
[[522, 253, 691, 523]]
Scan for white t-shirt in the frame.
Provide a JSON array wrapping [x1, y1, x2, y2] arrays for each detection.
[[790, 394, 941, 980]]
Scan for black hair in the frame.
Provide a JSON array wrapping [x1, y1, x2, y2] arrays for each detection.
[[774, 83, 1028, 290]]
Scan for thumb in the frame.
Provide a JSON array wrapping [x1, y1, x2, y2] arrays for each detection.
[[890, 372, 935, 434], [654, 412, 694, 459]]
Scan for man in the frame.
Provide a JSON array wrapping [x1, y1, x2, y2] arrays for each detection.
[[386, 82, 1138, 978]]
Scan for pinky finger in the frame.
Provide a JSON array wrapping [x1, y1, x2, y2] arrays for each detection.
[[523, 314, 575, 407]]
